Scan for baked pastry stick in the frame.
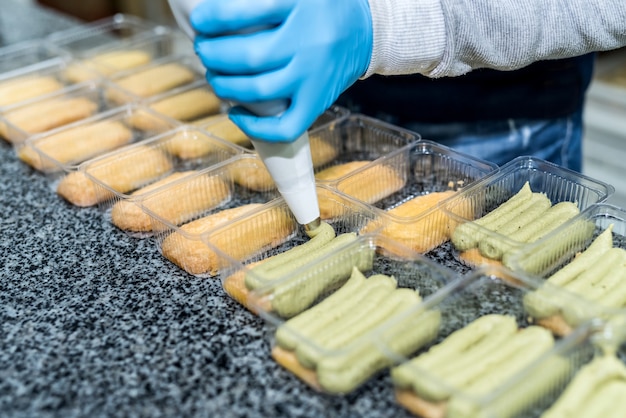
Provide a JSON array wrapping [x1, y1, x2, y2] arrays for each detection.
[[0, 75, 64, 108], [193, 114, 251, 148], [0, 97, 98, 143], [360, 190, 458, 253], [111, 172, 230, 233], [161, 203, 294, 276], [64, 50, 153, 83], [107, 62, 196, 104], [57, 145, 173, 207], [18, 120, 133, 171], [129, 88, 222, 134], [320, 161, 406, 219]]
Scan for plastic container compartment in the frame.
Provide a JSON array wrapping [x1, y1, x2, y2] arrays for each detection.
[[58, 29, 194, 84], [0, 59, 100, 111], [0, 79, 136, 145], [76, 126, 243, 212], [380, 265, 602, 418], [337, 140, 498, 257], [193, 105, 351, 152], [15, 103, 180, 177], [136, 80, 227, 131], [194, 114, 419, 212], [47, 14, 164, 57], [506, 203, 626, 335], [0, 39, 70, 80], [136, 153, 281, 244], [219, 233, 457, 394], [440, 156, 614, 269], [307, 114, 419, 183], [105, 54, 206, 106], [151, 184, 380, 278]]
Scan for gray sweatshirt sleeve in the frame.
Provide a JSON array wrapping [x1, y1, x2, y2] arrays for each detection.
[[365, 0, 626, 78]]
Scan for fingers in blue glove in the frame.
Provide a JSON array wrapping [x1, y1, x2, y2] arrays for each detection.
[[190, 0, 373, 143], [190, 0, 293, 36], [194, 30, 292, 75]]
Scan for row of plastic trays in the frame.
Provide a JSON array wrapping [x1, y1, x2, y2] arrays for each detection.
[[0, 13, 213, 142]]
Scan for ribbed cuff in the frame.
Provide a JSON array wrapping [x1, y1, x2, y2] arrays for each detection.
[[363, 0, 446, 78]]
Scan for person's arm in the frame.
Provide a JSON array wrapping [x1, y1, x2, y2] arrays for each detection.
[[369, 0, 626, 78], [177, 0, 626, 142]]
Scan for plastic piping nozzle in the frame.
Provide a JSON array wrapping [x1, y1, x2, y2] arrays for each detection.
[[167, 0, 322, 229], [250, 134, 321, 228]]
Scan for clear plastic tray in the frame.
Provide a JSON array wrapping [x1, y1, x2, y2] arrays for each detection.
[[193, 105, 351, 152], [16, 103, 180, 175], [47, 14, 164, 57], [60, 29, 193, 84], [105, 54, 206, 105], [198, 114, 419, 203], [136, 80, 227, 129], [136, 154, 281, 243], [338, 140, 498, 254], [221, 233, 459, 394], [0, 39, 70, 81], [155, 184, 379, 278], [440, 156, 614, 269], [76, 126, 243, 211], [380, 266, 602, 418], [308, 114, 419, 183], [0, 59, 102, 111], [507, 203, 626, 335], [0, 79, 135, 145]]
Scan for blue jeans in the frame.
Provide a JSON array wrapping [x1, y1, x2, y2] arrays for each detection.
[[401, 109, 584, 172]]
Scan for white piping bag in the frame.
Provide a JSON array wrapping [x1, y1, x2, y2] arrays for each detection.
[[168, 0, 321, 230]]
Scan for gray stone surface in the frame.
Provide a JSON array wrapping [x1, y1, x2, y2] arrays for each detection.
[[0, 2, 428, 417]]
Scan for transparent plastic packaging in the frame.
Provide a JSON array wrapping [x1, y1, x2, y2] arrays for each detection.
[[0, 79, 135, 145], [105, 54, 206, 105], [16, 103, 180, 176], [60, 29, 193, 84], [0, 39, 70, 81], [205, 114, 419, 216], [135, 154, 285, 251], [75, 126, 243, 212], [507, 203, 626, 336], [0, 59, 99, 111], [153, 184, 380, 279], [135, 80, 227, 131], [47, 14, 165, 57], [440, 156, 614, 269], [380, 266, 602, 418], [308, 114, 419, 184], [341, 140, 498, 255], [221, 233, 458, 394], [193, 105, 351, 152]]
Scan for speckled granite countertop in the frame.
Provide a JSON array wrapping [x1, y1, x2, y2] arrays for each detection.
[[0, 3, 471, 418]]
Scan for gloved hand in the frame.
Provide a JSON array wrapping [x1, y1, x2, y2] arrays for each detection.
[[190, 0, 373, 142]]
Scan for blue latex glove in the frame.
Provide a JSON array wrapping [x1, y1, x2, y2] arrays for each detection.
[[190, 0, 373, 142]]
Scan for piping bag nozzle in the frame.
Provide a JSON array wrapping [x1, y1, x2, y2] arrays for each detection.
[[250, 133, 321, 228]]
